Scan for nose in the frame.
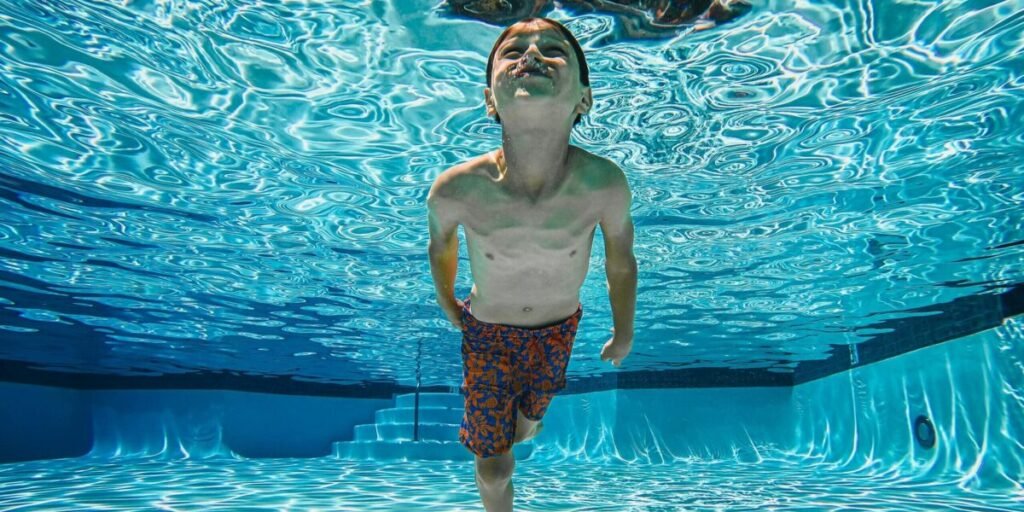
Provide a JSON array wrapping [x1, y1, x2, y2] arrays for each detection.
[[522, 43, 545, 61], [518, 47, 544, 68]]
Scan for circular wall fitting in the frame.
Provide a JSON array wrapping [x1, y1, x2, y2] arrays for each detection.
[[914, 415, 936, 449]]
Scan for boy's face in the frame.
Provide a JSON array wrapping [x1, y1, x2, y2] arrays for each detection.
[[484, 21, 591, 126]]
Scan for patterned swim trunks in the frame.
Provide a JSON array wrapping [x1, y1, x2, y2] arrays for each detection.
[[458, 298, 582, 458]]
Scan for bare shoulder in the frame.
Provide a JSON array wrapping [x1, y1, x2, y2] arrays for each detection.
[[427, 160, 473, 202], [427, 153, 495, 207], [570, 147, 631, 229], [571, 146, 630, 193]]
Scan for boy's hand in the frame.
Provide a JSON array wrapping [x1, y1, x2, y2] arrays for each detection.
[[600, 328, 633, 367], [438, 296, 465, 331]]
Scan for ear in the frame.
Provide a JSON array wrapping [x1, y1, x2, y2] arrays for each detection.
[[575, 87, 593, 116], [484, 88, 497, 119]]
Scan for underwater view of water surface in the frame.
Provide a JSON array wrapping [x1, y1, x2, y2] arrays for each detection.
[[0, 0, 1022, 510]]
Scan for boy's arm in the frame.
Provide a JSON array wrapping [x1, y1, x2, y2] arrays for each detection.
[[427, 177, 463, 329], [599, 163, 637, 349]]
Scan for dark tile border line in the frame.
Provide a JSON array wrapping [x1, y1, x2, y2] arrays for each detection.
[[2, 284, 1021, 396], [0, 361, 447, 399], [562, 283, 1023, 393], [561, 366, 792, 395], [791, 283, 1023, 386]]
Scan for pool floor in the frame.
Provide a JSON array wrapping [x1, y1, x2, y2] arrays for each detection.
[[0, 454, 1019, 511]]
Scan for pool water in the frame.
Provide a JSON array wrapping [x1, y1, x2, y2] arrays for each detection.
[[2, 320, 1022, 510], [0, 456, 1019, 511], [0, 0, 1020, 384], [0, 0, 1023, 510]]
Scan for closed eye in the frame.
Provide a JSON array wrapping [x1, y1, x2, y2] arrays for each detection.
[[502, 46, 567, 58]]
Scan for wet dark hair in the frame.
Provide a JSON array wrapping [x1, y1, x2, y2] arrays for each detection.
[[485, 17, 590, 126]]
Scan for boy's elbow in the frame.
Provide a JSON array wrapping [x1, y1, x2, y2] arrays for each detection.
[[606, 254, 637, 277], [428, 234, 456, 256], [427, 243, 450, 265]]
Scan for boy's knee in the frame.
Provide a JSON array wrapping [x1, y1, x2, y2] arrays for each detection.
[[475, 454, 514, 489]]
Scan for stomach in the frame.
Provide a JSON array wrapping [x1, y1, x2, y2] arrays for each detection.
[[467, 261, 589, 327], [464, 228, 596, 326]]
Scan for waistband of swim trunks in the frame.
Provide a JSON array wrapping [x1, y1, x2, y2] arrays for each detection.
[[462, 297, 582, 335]]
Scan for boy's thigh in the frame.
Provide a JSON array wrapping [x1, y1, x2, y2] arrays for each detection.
[[517, 389, 556, 422], [461, 384, 517, 457]]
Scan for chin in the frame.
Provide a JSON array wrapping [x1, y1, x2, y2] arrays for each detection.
[[510, 90, 559, 102]]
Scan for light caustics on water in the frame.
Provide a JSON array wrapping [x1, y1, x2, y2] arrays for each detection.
[[0, 2, 1022, 510], [0, 2, 1021, 384], [0, 450, 1020, 511], [5, 320, 1005, 510]]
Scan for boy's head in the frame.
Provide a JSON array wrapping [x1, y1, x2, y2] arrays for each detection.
[[484, 18, 591, 126]]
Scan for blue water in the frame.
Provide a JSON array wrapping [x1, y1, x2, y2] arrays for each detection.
[[0, 456, 1019, 511], [0, 0, 1023, 510], [0, 0, 1020, 386]]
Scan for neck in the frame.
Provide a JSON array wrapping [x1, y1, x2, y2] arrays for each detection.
[[498, 118, 573, 196]]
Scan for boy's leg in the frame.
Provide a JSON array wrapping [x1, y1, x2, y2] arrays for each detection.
[[475, 452, 515, 512], [517, 306, 579, 446], [513, 409, 543, 444]]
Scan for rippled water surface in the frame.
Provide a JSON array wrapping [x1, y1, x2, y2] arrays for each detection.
[[0, 0, 1022, 384], [0, 455, 1021, 511]]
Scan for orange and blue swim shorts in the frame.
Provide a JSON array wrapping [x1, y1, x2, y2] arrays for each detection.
[[458, 298, 582, 458]]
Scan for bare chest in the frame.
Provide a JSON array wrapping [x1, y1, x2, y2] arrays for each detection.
[[447, 153, 611, 322], [461, 192, 600, 254], [460, 189, 601, 318]]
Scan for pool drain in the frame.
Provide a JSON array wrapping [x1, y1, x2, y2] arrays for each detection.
[[913, 415, 936, 449]]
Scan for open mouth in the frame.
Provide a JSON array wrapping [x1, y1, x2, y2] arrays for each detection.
[[514, 69, 548, 78]]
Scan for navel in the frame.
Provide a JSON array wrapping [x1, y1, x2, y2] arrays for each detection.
[[486, 253, 494, 260], [569, 250, 577, 257], [522, 307, 533, 313]]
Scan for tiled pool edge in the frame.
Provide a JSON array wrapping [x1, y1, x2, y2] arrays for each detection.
[[791, 283, 1023, 385], [1, 284, 1021, 394]]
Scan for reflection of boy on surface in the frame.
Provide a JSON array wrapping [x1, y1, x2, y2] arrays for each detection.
[[447, 0, 751, 36], [427, 18, 637, 512]]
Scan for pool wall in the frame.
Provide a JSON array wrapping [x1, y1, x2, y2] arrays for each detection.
[[1, 318, 1020, 491], [0, 385, 389, 462], [533, 387, 793, 463], [530, 318, 1022, 490], [0, 383, 90, 462], [790, 317, 1024, 489]]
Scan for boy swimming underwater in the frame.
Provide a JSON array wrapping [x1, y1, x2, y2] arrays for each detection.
[[427, 18, 637, 511]]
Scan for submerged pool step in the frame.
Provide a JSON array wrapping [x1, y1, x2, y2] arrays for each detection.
[[354, 422, 460, 442], [333, 440, 533, 462], [337, 391, 538, 461], [394, 392, 464, 409], [375, 406, 463, 425]]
